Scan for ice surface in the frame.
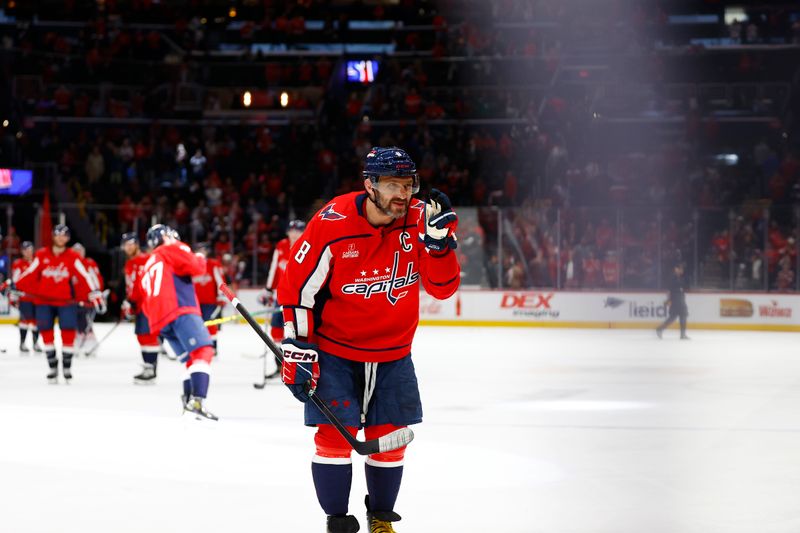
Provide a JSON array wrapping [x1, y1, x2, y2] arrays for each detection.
[[2, 323, 800, 533]]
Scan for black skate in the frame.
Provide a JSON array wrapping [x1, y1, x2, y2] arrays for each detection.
[[33, 344, 43, 353], [47, 368, 58, 384], [20, 343, 30, 355], [327, 515, 360, 533], [133, 364, 157, 385], [183, 396, 219, 421], [365, 496, 401, 533], [62, 367, 73, 382]]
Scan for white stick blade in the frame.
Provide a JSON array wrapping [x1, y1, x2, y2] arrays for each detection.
[[377, 427, 415, 453]]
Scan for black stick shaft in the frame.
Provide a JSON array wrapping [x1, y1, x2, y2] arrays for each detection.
[[85, 319, 121, 356], [219, 283, 370, 453]]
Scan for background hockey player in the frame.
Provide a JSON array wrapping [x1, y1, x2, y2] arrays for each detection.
[[121, 232, 161, 383], [13, 225, 105, 383], [277, 147, 460, 533], [140, 224, 218, 420], [193, 242, 227, 356], [71, 243, 105, 355], [258, 218, 306, 379], [10, 241, 41, 354]]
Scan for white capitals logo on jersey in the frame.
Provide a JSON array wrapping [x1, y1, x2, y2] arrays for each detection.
[[42, 264, 70, 283], [192, 273, 212, 285], [341, 251, 418, 305]]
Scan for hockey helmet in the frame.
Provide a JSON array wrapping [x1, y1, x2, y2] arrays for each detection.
[[71, 243, 85, 256], [120, 232, 139, 246], [21, 240, 34, 251], [146, 224, 173, 250], [362, 147, 419, 194], [53, 224, 71, 237], [287, 219, 306, 232]]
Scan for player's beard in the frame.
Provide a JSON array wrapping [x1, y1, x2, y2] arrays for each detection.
[[373, 189, 410, 220]]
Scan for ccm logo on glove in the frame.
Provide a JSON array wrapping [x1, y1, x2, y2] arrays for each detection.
[[283, 348, 319, 362]]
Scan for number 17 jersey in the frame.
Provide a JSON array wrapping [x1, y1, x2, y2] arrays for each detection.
[[139, 242, 207, 333]]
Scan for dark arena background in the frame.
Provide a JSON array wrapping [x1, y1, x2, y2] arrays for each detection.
[[1, 1, 800, 532]]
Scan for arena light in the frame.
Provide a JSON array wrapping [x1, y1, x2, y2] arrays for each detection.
[[280, 92, 289, 108], [242, 91, 252, 108], [1, 120, 7, 127], [229, 7, 237, 18]]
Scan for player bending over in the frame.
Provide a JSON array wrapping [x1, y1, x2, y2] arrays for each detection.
[[139, 224, 218, 420]]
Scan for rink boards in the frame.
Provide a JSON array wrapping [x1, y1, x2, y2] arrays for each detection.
[[2, 289, 799, 331]]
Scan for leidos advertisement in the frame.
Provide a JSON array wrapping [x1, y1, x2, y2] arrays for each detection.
[[603, 295, 668, 319]]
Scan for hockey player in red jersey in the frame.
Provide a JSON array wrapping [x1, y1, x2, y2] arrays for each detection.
[[10, 241, 41, 354], [257, 219, 306, 379], [121, 232, 161, 383], [192, 242, 227, 355], [71, 243, 105, 355], [13, 225, 105, 383], [140, 224, 218, 420], [277, 147, 460, 533]]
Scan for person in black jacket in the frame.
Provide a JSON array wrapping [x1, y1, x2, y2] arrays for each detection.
[[656, 263, 689, 339]]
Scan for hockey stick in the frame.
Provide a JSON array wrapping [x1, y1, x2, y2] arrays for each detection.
[[203, 308, 275, 327], [84, 318, 122, 357], [253, 340, 269, 389], [219, 283, 413, 455], [9, 288, 110, 308]]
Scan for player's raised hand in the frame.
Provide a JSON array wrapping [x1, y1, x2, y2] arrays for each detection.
[[280, 337, 320, 402], [419, 188, 458, 253]]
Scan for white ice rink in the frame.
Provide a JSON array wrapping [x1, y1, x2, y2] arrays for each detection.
[[2, 323, 800, 533]]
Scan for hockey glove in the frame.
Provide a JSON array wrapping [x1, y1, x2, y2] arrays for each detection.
[[121, 299, 135, 320], [88, 290, 107, 315], [8, 289, 21, 307], [258, 288, 275, 307], [419, 188, 458, 254], [280, 337, 320, 403]]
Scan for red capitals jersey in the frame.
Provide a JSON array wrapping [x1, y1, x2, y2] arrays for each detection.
[[266, 238, 291, 290], [14, 247, 98, 305], [193, 257, 225, 304], [278, 191, 460, 363], [11, 258, 34, 302], [124, 252, 150, 308], [83, 256, 104, 291], [139, 242, 206, 332]]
